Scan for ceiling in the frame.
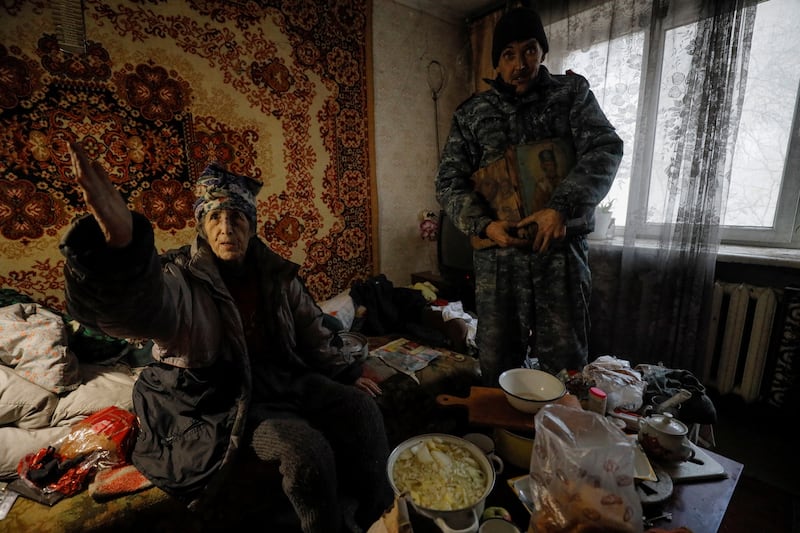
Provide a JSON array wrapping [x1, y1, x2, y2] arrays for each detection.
[[392, 0, 500, 23]]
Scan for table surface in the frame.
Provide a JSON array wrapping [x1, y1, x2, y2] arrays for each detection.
[[665, 448, 743, 532], [405, 446, 743, 532]]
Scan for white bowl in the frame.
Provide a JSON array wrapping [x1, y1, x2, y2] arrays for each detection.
[[498, 368, 566, 414]]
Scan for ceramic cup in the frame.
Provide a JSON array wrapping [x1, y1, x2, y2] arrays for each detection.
[[638, 412, 695, 463], [462, 432, 504, 475], [479, 518, 521, 533]]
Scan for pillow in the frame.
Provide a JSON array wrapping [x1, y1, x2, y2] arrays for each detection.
[[0, 303, 80, 394], [318, 290, 355, 331]]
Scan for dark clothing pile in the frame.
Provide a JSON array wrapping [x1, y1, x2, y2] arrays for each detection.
[[349, 274, 452, 349], [636, 364, 717, 425]]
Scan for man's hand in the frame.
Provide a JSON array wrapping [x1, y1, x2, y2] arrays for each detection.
[[516, 208, 566, 253], [69, 142, 133, 248], [484, 220, 533, 248]]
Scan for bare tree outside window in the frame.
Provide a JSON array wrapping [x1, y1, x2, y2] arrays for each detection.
[[549, 0, 800, 246]]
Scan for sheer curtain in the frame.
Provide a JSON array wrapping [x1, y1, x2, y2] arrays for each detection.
[[469, 0, 757, 374]]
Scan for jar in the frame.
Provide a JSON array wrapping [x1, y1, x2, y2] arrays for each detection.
[[587, 387, 607, 415]]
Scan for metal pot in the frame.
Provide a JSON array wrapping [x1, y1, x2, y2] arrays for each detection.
[[493, 428, 534, 470], [387, 433, 497, 533]]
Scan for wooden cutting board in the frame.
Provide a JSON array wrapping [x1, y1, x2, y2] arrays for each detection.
[[436, 386, 536, 432]]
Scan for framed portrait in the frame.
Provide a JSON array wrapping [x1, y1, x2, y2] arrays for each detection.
[[515, 138, 576, 215], [469, 139, 575, 249]]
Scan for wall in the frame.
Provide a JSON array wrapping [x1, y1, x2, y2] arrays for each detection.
[[372, 0, 472, 287], [0, 0, 476, 304], [0, 0, 376, 307]]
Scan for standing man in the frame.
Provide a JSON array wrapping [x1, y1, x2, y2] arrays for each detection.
[[435, 7, 623, 384]]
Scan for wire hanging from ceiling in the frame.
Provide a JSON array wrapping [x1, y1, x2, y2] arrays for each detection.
[[427, 60, 446, 162], [53, 0, 87, 55]]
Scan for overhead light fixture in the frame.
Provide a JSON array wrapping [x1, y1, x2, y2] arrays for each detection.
[[53, 0, 87, 55]]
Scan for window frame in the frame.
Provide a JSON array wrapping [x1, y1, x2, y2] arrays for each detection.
[[624, 0, 800, 249]]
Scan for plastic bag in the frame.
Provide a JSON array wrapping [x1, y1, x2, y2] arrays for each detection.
[[528, 404, 643, 533], [16, 405, 137, 501], [582, 355, 645, 412]]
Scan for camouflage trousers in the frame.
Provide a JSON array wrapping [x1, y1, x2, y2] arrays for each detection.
[[473, 237, 591, 386]]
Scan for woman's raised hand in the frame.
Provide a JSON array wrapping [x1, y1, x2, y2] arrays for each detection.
[[68, 142, 133, 248]]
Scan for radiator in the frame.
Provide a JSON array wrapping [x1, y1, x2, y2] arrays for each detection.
[[703, 282, 781, 402]]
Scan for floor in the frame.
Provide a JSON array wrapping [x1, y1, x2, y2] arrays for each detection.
[[708, 391, 799, 533]]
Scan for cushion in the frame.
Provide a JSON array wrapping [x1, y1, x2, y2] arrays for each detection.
[[318, 290, 356, 330], [0, 303, 80, 394]]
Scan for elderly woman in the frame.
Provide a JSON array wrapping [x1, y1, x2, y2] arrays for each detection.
[[60, 142, 393, 533]]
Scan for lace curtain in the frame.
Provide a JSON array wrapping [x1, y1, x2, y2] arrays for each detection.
[[469, 0, 756, 373]]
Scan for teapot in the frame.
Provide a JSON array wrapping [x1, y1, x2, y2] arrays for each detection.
[[637, 412, 695, 463]]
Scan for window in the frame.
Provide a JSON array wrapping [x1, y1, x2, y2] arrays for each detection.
[[548, 0, 800, 248]]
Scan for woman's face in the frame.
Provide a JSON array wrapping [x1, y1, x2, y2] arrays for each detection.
[[496, 38, 545, 94], [203, 208, 253, 264]]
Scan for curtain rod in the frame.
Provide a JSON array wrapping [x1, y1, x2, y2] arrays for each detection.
[[465, 0, 538, 24], [465, 1, 506, 24]]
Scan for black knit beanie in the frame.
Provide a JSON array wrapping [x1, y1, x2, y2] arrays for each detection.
[[491, 7, 549, 68]]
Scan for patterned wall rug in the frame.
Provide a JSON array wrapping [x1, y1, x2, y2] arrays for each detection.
[[0, 0, 374, 311]]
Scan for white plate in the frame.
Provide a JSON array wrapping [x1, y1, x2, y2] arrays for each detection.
[[628, 434, 657, 481]]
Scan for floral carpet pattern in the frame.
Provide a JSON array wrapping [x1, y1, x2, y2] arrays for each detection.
[[0, 0, 374, 311]]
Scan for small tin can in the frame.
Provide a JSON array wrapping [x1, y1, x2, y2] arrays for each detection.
[[339, 331, 369, 362]]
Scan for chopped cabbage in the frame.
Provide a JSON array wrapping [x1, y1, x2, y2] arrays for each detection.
[[392, 436, 487, 511]]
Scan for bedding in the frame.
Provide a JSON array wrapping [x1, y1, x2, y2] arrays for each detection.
[[0, 293, 144, 481], [0, 357, 141, 480], [0, 303, 81, 395]]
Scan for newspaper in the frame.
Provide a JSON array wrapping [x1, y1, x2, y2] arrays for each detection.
[[369, 338, 441, 384]]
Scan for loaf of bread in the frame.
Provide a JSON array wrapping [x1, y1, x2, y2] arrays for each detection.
[[528, 483, 638, 533]]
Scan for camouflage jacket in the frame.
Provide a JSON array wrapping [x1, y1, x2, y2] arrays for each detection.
[[435, 66, 623, 238]]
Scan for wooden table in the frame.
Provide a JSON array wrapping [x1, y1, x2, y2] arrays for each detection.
[[663, 449, 743, 532], [418, 387, 745, 532]]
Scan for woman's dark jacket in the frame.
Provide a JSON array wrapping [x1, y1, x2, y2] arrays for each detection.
[[60, 212, 360, 507]]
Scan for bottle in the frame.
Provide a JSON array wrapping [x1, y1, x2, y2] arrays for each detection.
[[588, 387, 607, 415]]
